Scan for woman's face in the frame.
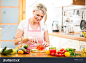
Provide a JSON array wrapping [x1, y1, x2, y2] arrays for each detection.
[[33, 10, 44, 22]]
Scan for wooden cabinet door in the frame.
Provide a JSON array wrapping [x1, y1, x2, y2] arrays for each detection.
[[73, 0, 85, 5], [0, 0, 26, 48], [61, 38, 80, 51]]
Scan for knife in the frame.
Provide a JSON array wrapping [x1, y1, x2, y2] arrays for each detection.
[[21, 37, 23, 47]]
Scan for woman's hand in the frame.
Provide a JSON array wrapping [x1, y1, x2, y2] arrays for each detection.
[[29, 37, 38, 43], [23, 37, 38, 43], [42, 41, 50, 47], [22, 38, 29, 43]]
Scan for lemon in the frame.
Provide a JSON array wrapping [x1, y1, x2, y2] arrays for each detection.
[[11, 49, 16, 54], [65, 52, 70, 57], [46, 50, 50, 55]]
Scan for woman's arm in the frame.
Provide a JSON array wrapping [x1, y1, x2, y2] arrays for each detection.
[[14, 29, 37, 45], [44, 30, 50, 44], [14, 29, 24, 45]]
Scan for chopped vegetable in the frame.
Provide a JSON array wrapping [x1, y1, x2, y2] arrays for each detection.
[[36, 44, 44, 50]]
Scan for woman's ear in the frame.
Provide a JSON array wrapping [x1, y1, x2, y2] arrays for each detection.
[[33, 10, 35, 14]]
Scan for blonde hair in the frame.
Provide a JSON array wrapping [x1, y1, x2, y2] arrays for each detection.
[[33, 3, 47, 24]]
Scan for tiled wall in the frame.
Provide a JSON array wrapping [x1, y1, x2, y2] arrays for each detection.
[[1, 0, 19, 6], [1, 8, 19, 23], [1, 42, 18, 49], [1, 25, 18, 40], [1, 0, 19, 48]]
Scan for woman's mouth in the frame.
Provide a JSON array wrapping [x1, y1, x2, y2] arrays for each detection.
[[36, 19, 39, 21]]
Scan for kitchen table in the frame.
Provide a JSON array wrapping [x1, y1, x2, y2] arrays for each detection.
[[0, 51, 83, 57]]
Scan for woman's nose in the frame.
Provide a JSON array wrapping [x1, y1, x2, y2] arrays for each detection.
[[38, 17, 41, 20]]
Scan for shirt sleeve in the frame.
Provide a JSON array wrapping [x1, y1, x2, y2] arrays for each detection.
[[18, 20, 24, 31], [44, 24, 48, 31]]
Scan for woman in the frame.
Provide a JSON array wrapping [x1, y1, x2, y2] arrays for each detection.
[[14, 3, 50, 49]]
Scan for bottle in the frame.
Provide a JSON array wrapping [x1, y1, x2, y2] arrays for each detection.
[[82, 45, 85, 57], [80, 43, 83, 51]]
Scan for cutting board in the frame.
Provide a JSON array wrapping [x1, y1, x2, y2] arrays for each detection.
[[31, 49, 46, 53]]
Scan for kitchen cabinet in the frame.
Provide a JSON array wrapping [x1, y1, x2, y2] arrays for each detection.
[[49, 35, 61, 48], [49, 35, 80, 51], [60, 38, 80, 51], [73, 0, 85, 5]]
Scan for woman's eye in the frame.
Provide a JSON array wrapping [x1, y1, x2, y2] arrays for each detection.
[[41, 16, 43, 18], [37, 15, 39, 16]]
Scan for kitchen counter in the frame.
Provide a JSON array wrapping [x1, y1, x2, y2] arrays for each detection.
[[49, 32, 86, 41], [0, 51, 82, 57]]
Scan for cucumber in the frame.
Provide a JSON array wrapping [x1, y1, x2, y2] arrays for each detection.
[[1, 46, 7, 54], [1, 49, 13, 55]]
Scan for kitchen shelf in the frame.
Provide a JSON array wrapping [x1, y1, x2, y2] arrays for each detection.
[[62, 5, 86, 27], [62, 5, 86, 11]]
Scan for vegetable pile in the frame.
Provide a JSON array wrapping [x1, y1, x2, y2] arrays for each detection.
[[46, 46, 82, 57], [66, 48, 81, 57], [0, 45, 31, 55], [17, 44, 30, 54]]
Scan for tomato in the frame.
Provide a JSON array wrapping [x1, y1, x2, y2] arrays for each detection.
[[60, 51, 63, 54], [65, 52, 70, 57], [55, 53, 59, 57], [57, 51, 60, 54], [61, 54, 65, 57], [63, 50, 67, 53], [59, 53, 62, 57], [60, 48, 64, 51], [50, 52, 55, 56]]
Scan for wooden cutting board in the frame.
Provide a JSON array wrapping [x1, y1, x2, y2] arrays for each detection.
[[31, 50, 46, 53]]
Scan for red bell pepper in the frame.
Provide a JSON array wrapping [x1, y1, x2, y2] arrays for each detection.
[[25, 48, 30, 54], [49, 47, 56, 54], [50, 49, 56, 54]]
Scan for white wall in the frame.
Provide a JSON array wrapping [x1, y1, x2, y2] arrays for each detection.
[[26, 0, 72, 33], [85, 0, 86, 6]]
